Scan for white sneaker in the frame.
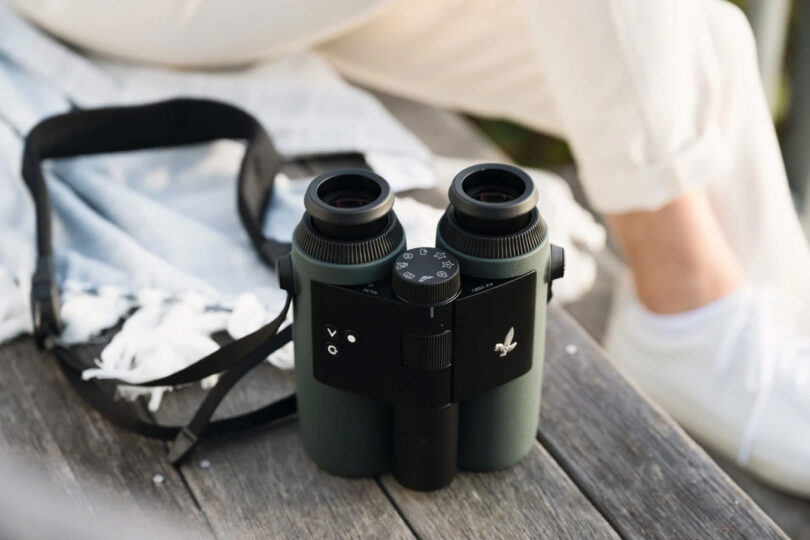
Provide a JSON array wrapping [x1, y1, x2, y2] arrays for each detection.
[[605, 278, 810, 496]]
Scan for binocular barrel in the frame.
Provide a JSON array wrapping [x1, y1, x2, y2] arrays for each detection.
[[289, 170, 404, 476], [438, 163, 550, 470], [285, 164, 561, 488]]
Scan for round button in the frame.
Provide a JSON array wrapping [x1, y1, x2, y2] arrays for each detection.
[[344, 330, 359, 345], [325, 342, 340, 357]]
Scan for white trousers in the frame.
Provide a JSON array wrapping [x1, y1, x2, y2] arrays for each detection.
[[318, 0, 810, 326]]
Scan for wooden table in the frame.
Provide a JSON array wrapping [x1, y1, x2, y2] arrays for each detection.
[[0, 94, 787, 539]]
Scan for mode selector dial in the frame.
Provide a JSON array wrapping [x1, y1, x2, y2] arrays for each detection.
[[392, 247, 461, 305]]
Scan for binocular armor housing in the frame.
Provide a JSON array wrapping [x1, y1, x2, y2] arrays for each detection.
[[277, 163, 564, 491]]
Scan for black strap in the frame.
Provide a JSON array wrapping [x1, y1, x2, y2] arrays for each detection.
[[21, 98, 298, 464], [23, 98, 291, 347], [56, 325, 293, 437]]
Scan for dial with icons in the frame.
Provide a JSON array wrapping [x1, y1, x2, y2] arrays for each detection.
[[391, 247, 461, 305]]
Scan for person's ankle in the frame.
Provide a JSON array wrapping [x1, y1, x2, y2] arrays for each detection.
[[633, 267, 743, 314], [607, 189, 745, 315]]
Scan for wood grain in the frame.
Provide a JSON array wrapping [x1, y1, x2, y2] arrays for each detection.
[[151, 364, 415, 540], [0, 339, 213, 538], [373, 92, 506, 161], [380, 442, 619, 540], [708, 451, 810, 540], [540, 306, 786, 539]]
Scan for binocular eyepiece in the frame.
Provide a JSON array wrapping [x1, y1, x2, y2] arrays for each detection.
[[290, 169, 404, 267], [449, 163, 538, 234], [304, 169, 394, 240], [284, 163, 563, 492]]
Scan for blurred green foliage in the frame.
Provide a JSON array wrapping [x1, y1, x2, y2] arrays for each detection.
[[468, 117, 573, 169]]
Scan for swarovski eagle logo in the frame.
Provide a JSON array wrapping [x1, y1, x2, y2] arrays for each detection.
[[494, 327, 517, 357]]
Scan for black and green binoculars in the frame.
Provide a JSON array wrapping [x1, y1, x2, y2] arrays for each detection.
[[277, 163, 564, 491]]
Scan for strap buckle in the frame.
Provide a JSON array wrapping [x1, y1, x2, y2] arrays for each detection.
[[31, 256, 61, 350], [168, 426, 200, 465]]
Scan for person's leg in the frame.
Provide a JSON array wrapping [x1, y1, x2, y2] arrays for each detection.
[[700, 0, 810, 327], [318, 0, 562, 136], [608, 191, 743, 314], [611, 0, 810, 322]]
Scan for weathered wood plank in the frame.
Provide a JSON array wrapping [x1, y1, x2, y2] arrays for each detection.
[[0, 339, 213, 538], [373, 92, 506, 161], [540, 306, 786, 539], [155, 347, 618, 539], [709, 451, 810, 540], [380, 442, 620, 540], [151, 364, 415, 540]]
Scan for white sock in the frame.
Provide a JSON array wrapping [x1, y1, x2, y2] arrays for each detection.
[[627, 285, 751, 336]]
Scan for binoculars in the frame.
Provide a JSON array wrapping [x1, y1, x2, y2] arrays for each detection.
[[277, 163, 564, 491]]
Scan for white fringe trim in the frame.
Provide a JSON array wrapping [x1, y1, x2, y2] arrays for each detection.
[[81, 290, 293, 411], [0, 268, 292, 412], [0, 267, 32, 341]]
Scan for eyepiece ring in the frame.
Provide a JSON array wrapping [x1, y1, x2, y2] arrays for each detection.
[[305, 169, 394, 227], [448, 163, 538, 221]]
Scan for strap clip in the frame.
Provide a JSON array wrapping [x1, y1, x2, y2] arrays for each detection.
[[168, 426, 200, 465], [31, 256, 61, 350]]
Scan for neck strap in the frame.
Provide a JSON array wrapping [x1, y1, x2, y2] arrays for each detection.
[[22, 98, 291, 347], [21, 98, 296, 464]]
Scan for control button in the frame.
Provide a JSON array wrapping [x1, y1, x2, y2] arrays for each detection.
[[325, 342, 340, 357], [325, 324, 339, 339], [402, 330, 453, 370], [344, 330, 359, 345]]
